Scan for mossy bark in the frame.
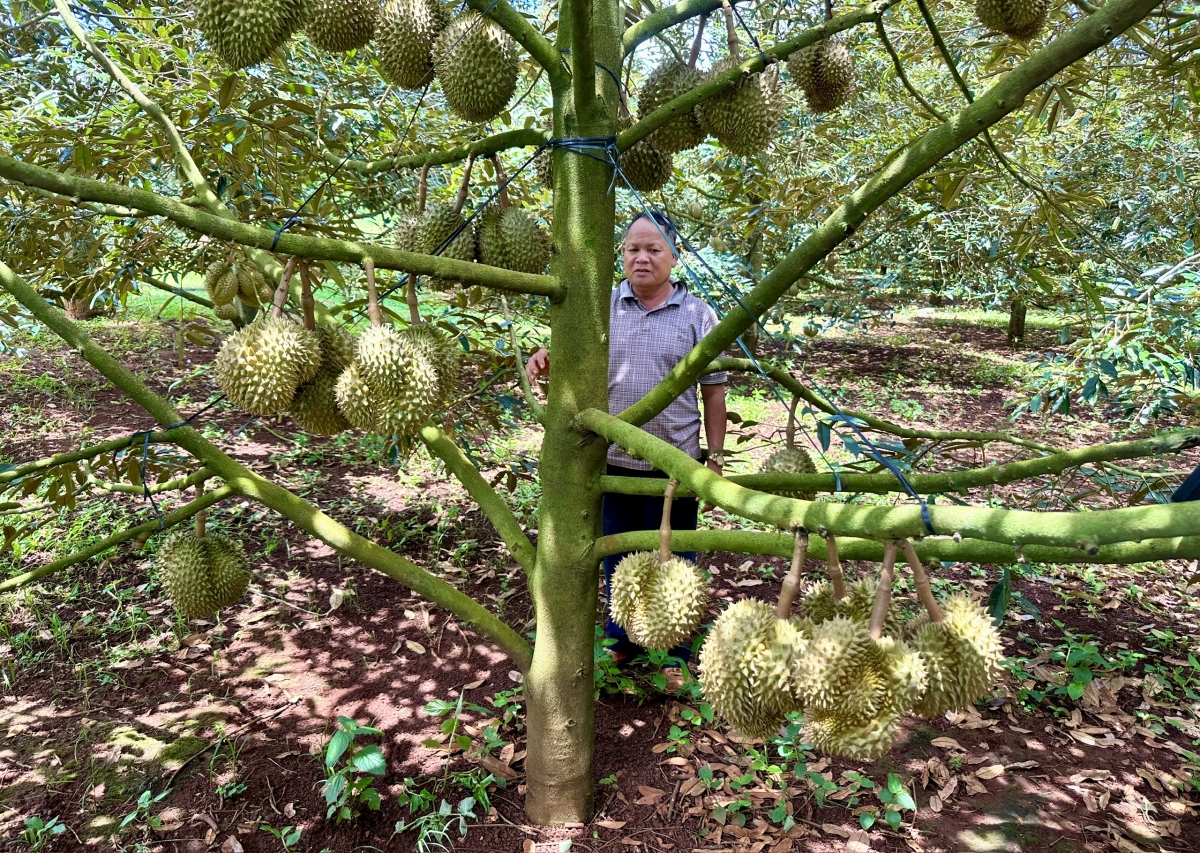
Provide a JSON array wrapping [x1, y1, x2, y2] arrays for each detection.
[[520, 0, 621, 824]]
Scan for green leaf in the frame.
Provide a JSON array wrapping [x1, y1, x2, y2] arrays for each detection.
[[322, 773, 346, 806], [887, 773, 903, 794], [352, 745, 387, 775], [896, 791, 916, 811], [859, 811, 876, 829], [325, 729, 351, 768], [885, 809, 902, 831], [217, 74, 237, 109]]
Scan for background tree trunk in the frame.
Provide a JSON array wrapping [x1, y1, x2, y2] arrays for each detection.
[[1008, 296, 1027, 348]]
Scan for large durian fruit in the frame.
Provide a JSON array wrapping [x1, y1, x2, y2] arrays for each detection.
[[695, 59, 782, 156], [760, 445, 817, 500], [157, 529, 252, 618], [213, 314, 322, 415], [375, 0, 450, 88], [609, 551, 709, 651], [699, 599, 809, 739], [637, 59, 706, 154], [617, 117, 674, 193], [305, 0, 379, 52], [434, 12, 518, 123], [906, 595, 1004, 717], [802, 576, 904, 637], [788, 39, 855, 113], [395, 210, 425, 255], [420, 203, 476, 290], [289, 326, 355, 434], [213, 301, 242, 322], [193, 0, 309, 70], [975, 0, 1050, 41], [476, 206, 552, 275]]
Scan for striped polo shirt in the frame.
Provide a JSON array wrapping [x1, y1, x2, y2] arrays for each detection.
[[608, 279, 727, 470]]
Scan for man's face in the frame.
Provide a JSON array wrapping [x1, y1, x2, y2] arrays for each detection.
[[622, 218, 677, 289]]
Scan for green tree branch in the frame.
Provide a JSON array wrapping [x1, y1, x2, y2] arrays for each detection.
[[300, 128, 550, 176], [0, 155, 563, 300], [0, 432, 181, 487], [616, 0, 1161, 426], [622, 0, 744, 56]]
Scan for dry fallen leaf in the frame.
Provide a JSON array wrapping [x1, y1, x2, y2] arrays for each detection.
[[220, 837, 243, 853], [405, 640, 426, 654], [1070, 770, 1113, 784], [928, 794, 943, 813], [463, 677, 486, 689], [523, 839, 536, 853], [283, 802, 296, 818], [845, 829, 871, 852], [931, 737, 964, 751], [634, 786, 667, 806], [596, 820, 627, 829], [478, 755, 519, 780], [975, 765, 1005, 780], [822, 824, 851, 839]]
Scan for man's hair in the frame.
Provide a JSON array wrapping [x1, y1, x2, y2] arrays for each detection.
[[626, 210, 678, 245]]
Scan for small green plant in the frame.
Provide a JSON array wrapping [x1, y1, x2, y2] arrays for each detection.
[[868, 773, 916, 831], [119, 789, 170, 833], [261, 824, 302, 852], [20, 815, 66, 851], [394, 797, 479, 853], [321, 716, 386, 823]]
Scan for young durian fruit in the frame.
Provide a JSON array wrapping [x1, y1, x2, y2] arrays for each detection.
[[975, 0, 1050, 41], [761, 447, 817, 499], [402, 322, 459, 406], [193, 0, 308, 70], [477, 207, 552, 275], [618, 116, 674, 193], [907, 595, 1004, 717], [421, 203, 476, 290], [213, 301, 242, 322], [637, 59, 706, 154], [305, 0, 379, 52], [334, 362, 378, 431], [234, 260, 270, 307], [355, 325, 412, 397], [371, 324, 453, 435], [375, 0, 450, 89], [157, 528, 251, 618], [204, 258, 239, 306], [290, 324, 355, 435], [533, 144, 554, 189], [434, 11, 518, 123], [394, 211, 426, 255], [788, 39, 855, 114], [695, 58, 782, 156]]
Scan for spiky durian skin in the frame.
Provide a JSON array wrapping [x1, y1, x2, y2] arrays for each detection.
[[700, 599, 797, 739], [235, 261, 269, 306], [213, 301, 242, 322], [533, 145, 554, 189], [695, 58, 782, 156], [158, 530, 220, 618], [290, 327, 355, 435], [477, 207, 552, 275], [401, 323, 458, 407], [975, 0, 1050, 40], [355, 325, 411, 397], [395, 211, 425, 254], [375, 0, 449, 89], [761, 446, 817, 500], [213, 316, 322, 416], [637, 557, 709, 650], [794, 616, 888, 723], [908, 595, 1004, 717], [193, 0, 308, 70], [638, 60, 706, 153], [205, 261, 239, 306], [204, 533, 252, 609], [335, 363, 378, 431], [788, 40, 855, 113], [421, 203, 475, 290], [618, 118, 674, 193], [304, 0, 378, 52], [434, 12, 518, 123], [609, 551, 660, 636], [800, 578, 903, 635]]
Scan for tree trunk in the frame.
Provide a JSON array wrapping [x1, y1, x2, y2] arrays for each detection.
[[522, 0, 620, 824], [63, 297, 103, 320], [1007, 296, 1026, 348]]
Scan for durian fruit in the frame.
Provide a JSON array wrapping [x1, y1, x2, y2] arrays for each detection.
[[637, 59, 706, 153], [213, 315, 322, 415], [421, 203, 475, 290], [375, 0, 450, 89], [476, 207, 552, 275], [760, 446, 817, 500], [794, 615, 889, 723], [804, 634, 927, 761], [609, 552, 708, 650], [157, 529, 251, 618], [434, 12, 518, 123], [618, 117, 674, 193], [789, 39, 855, 114], [334, 362, 378, 431], [699, 599, 807, 738], [289, 326, 355, 434], [395, 211, 425, 254], [533, 145, 554, 189], [235, 261, 270, 307], [802, 578, 903, 635], [305, 0, 379, 52], [213, 301, 242, 322], [355, 325, 411, 397], [975, 0, 1050, 41], [907, 594, 1004, 717], [695, 58, 782, 156], [204, 260, 239, 306], [193, 0, 309, 70]]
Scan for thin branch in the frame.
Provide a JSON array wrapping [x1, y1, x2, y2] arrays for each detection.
[[81, 464, 212, 496], [875, 17, 947, 121], [142, 275, 213, 309], [623, 0, 747, 57], [0, 432, 182, 487], [913, 0, 974, 102], [342, 129, 550, 174], [501, 296, 546, 424], [0, 154, 564, 301]]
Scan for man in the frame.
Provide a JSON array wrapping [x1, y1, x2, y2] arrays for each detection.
[[526, 211, 727, 679]]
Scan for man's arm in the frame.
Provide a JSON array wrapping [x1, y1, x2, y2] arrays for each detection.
[[701, 382, 727, 475]]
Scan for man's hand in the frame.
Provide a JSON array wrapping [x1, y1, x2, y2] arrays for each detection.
[[701, 456, 723, 512], [526, 347, 550, 383]]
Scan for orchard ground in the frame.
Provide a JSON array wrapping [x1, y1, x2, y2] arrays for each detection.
[[2, 294, 1198, 853]]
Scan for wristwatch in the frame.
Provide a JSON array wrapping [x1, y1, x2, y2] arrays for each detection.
[[708, 451, 725, 466]]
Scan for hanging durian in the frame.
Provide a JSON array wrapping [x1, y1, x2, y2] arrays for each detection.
[[434, 11, 518, 123], [760, 395, 819, 499], [421, 202, 476, 290], [204, 253, 240, 307], [193, 0, 308, 70], [305, 0, 379, 53], [213, 260, 322, 415], [637, 59, 706, 154], [375, 0, 450, 89], [475, 157, 552, 275], [618, 116, 674, 193], [288, 267, 355, 435], [975, 0, 1050, 41], [608, 481, 709, 651], [157, 486, 251, 618], [213, 301, 242, 322], [789, 39, 855, 113], [234, 259, 270, 307]]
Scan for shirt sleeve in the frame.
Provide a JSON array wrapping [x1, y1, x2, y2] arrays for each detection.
[[696, 302, 727, 385]]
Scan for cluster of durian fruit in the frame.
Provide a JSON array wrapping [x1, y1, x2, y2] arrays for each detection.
[[614, 512, 1004, 761], [204, 249, 272, 323], [212, 258, 457, 438], [192, 0, 518, 125]]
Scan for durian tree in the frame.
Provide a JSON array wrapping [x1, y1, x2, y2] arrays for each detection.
[[4, 0, 1200, 824]]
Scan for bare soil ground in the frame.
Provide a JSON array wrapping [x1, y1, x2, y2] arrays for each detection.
[[2, 310, 1198, 853]]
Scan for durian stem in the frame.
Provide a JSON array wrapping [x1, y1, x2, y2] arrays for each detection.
[[418, 164, 430, 214], [825, 534, 846, 600], [454, 154, 477, 216], [364, 259, 383, 328], [688, 13, 708, 68], [406, 274, 421, 325], [194, 476, 208, 538], [658, 480, 680, 563], [868, 541, 898, 640], [491, 155, 512, 210], [775, 528, 810, 618], [901, 537, 944, 623], [270, 257, 298, 319], [825, 0, 834, 22], [785, 392, 800, 450], [224, 246, 237, 267], [719, 0, 740, 59], [298, 265, 317, 332]]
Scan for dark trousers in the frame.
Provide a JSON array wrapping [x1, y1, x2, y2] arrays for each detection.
[[601, 463, 699, 661]]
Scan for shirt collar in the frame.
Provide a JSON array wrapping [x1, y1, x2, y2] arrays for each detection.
[[618, 279, 688, 307]]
